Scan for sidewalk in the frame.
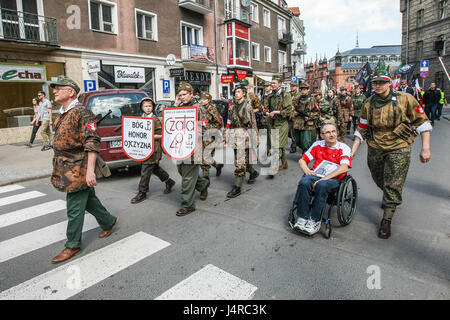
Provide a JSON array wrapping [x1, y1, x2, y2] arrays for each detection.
[[0, 140, 53, 187]]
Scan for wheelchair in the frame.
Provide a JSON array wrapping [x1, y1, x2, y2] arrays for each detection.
[[288, 175, 358, 239]]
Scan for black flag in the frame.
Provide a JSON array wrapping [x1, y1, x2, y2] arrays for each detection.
[[355, 62, 372, 90]]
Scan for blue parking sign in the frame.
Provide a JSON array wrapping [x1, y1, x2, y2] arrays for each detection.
[[163, 80, 170, 94], [84, 80, 97, 92]]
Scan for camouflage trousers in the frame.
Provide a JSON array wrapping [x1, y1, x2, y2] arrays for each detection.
[[202, 139, 220, 177], [233, 148, 255, 187], [367, 146, 411, 220], [339, 121, 350, 140], [288, 120, 296, 148]]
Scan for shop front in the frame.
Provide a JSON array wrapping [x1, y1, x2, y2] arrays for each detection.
[[172, 69, 211, 97]]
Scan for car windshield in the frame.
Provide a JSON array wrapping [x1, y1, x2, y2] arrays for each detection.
[[86, 93, 147, 127]]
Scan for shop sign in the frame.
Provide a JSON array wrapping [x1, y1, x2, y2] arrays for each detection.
[[189, 44, 215, 64], [235, 24, 249, 40], [0, 63, 46, 82], [88, 60, 101, 73], [221, 75, 234, 84], [235, 69, 249, 81], [226, 23, 233, 37], [114, 66, 145, 83], [183, 71, 211, 85], [170, 68, 185, 77]]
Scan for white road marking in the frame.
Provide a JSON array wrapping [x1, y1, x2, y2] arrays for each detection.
[[0, 185, 25, 194], [0, 232, 170, 300], [0, 191, 45, 207], [0, 200, 66, 229], [0, 215, 98, 264], [155, 264, 258, 300]]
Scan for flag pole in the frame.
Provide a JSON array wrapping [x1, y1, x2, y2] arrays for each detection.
[[438, 56, 450, 82]]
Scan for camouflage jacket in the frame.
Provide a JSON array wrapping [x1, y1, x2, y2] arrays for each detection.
[[357, 92, 430, 150], [338, 94, 354, 122], [51, 103, 100, 193], [202, 102, 223, 147], [317, 98, 336, 126], [225, 99, 259, 149], [293, 94, 319, 130], [351, 94, 367, 118], [266, 90, 292, 127], [247, 92, 262, 112], [290, 90, 302, 119], [143, 113, 163, 165]]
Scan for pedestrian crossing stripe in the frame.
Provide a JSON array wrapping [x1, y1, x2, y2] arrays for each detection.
[[0, 200, 66, 229], [0, 214, 99, 264], [0, 191, 45, 207], [0, 185, 25, 194], [0, 232, 171, 300], [155, 264, 258, 300]]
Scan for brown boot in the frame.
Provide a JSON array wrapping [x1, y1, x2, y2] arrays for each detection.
[[51, 248, 81, 264], [99, 217, 118, 238], [279, 161, 288, 171], [378, 219, 391, 239], [200, 180, 210, 201]]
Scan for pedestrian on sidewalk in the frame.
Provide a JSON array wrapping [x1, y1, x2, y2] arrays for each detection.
[[26, 97, 41, 148], [422, 83, 440, 126], [130, 97, 175, 204], [351, 61, 432, 240], [49, 75, 118, 264], [37, 91, 53, 151]]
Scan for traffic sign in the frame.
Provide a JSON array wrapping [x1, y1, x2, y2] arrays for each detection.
[[291, 76, 298, 82], [163, 80, 170, 94], [84, 80, 97, 92], [420, 60, 429, 72], [420, 71, 429, 79]]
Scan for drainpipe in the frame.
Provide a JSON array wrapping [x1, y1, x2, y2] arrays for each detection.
[[214, 0, 220, 98]]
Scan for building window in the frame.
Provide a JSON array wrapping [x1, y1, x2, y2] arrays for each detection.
[[369, 56, 378, 62], [250, 2, 259, 23], [263, 8, 270, 28], [435, 71, 445, 89], [438, 34, 446, 55], [416, 41, 424, 60], [181, 22, 202, 46], [278, 50, 286, 73], [135, 9, 157, 41], [251, 42, 260, 61], [380, 55, 388, 62], [389, 55, 397, 61], [361, 56, 368, 63], [89, 0, 117, 33], [277, 16, 286, 33], [264, 46, 271, 63], [417, 9, 424, 28], [439, 1, 447, 20]]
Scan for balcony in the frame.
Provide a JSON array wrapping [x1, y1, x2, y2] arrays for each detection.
[[179, 0, 212, 15], [181, 44, 215, 64], [278, 31, 293, 45], [225, 8, 251, 26], [0, 9, 58, 46], [294, 43, 307, 55]]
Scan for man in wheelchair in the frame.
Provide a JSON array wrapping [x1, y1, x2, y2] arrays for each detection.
[[293, 122, 352, 235]]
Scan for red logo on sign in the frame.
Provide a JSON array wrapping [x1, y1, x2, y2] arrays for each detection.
[[221, 75, 234, 84], [235, 70, 248, 81]]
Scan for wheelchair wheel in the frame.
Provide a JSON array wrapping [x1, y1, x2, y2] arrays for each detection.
[[337, 176, 357, 226]]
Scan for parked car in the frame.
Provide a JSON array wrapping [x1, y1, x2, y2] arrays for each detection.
[[78, 89, 149, 169]]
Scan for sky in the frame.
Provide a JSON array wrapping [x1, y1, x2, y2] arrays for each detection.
[[285, 0, 403, 62]]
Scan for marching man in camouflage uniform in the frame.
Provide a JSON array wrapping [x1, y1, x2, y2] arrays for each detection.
[[338, 86, 354, 142], [50, 76, 118, 263], [351, 61, 432, 239], [315, 90, 335, 128], [200, 92, 225, 179], [265, 76, 293, 178], [174, 82, 210, 216], [292, 83, 319, 155], [262, 81, 273, 155], [327, 88, 341, 124], [289, 80, 301, 153], [225, 85, 259, 198], [351, 84, 367, 134]]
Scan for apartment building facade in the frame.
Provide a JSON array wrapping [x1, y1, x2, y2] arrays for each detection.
[[400, 0, 449, 94]]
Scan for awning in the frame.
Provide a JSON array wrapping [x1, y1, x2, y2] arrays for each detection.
[[255, 75, 272, 82]]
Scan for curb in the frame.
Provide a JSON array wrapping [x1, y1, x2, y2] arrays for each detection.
[[443, 116, 450, 122], [0, 173, 51, 187]]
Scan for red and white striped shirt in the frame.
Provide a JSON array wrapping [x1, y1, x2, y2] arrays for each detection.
[[302, 140, 352, 180]]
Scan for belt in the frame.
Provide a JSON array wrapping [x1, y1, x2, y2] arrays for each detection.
[[54, 148, 85, 157]]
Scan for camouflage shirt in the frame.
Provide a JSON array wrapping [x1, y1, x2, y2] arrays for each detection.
[[338, 94, 354, 122], [351, 94, 367, 118], [51, 103, 100, 193], [317, 98, 336, 126], [247, 92, 262, 112], [225, 99, 258, 149], [293, 94, 319, 130]]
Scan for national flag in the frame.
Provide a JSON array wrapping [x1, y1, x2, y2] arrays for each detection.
[[355, 62, 372, 90]]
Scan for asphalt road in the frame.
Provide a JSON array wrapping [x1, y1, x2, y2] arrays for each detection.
[[0, 121, 449, 300]]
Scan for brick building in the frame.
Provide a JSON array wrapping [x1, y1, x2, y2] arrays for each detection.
[[400, 0, 449, 95]]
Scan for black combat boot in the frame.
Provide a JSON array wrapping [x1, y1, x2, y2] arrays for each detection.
[[164, 179, 175, 194], [378, 219, 391, 239], [216, 164, 224, 177], [248, 170, 259, 184], [227, 186, 241, 198], [131, 192, 146, 204]]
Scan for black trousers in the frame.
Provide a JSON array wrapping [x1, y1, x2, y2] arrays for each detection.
[[29, 121, 41, 144], [138, 163, 170, 193]]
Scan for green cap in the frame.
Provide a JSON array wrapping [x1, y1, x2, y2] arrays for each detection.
[[272, 75, 282, 81], [290, 80, 298, 86], [239, 79, 249, 86], [263, 81, 271, 87], [177, 81, 194, 94], [299, 82, 309, 89], [200, 91, 212, 101], [50, 75, 80, 94], [372, 60, 392, 82]]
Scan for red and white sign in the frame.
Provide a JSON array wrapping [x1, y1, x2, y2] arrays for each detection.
[[122, 116, 154, 161], [235, 24, 249, 40], [162, 107, 198, 161], [235, 69, 248, 81], [226, 23, 233, 37], [228, 39, 234, 65], [221, 75, 234, 83]]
